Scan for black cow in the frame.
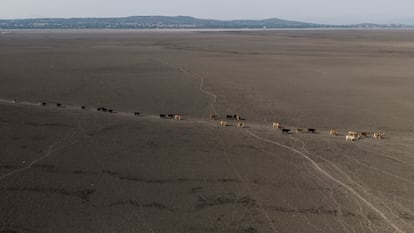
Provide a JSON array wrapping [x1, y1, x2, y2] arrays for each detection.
[[160, 114, 166, 118], [308, 128, 316, 133], [102, 108, 108, 112], [56, 103, 62, 107], [134, 112, 140, 116], [40, 102, 47, 106], [226, 115, 233, 119], [167, 114, 174, 118], [81, 106, 86, 110], [282, 128, 291, 134], [108, 109, 114, 113]]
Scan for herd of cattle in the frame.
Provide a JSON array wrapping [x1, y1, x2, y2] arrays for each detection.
[[271, 121, 384, 141], [211, 113, 385, 141], [18, 99, 385, 142], [344, 130, 384, 141], [210, 114, 246, 128], [160, 114, 182, 120]]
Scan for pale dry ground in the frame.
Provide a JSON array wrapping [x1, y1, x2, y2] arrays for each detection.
[[0, 30, 414, 233]]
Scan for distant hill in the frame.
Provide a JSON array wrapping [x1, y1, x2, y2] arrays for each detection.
[[0, 16, 413, 29]]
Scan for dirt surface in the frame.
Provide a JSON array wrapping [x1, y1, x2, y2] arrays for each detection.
[[0, 30, 414, 233]]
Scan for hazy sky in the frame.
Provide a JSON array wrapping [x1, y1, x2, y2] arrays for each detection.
[[1, 0, 414, 24]]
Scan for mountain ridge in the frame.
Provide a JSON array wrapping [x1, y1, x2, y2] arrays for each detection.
[[0, 16, 413, 29]]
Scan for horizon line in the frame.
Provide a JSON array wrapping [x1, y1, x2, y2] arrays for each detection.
[[0, 15, 413, 27]]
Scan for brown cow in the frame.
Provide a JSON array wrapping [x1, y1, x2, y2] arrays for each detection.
[[373, 132, 384, 140], [296, 128, 303, 134]]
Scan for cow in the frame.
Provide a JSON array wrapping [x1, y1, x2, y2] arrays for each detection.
[[40, 102, 47, 106], [160, 114, 166, 118], [296, 128, 303, 134], [373, 132, 384, 140], [134, 112, 140, 116], [308, 128, 316, 133], [167, 114, 175, 118], [329, 129, 337, 136], [282, 128, 291, 134], [108, 109, 114, 113], [102, 108, 108, 112], [56, 103, 62, 107], [175, 114, 182, 120], [235, 115, 245, 121], [359, 132, 369, 137], [233, 114, 245, 121], [273, 122, 282, 129], [12, 99, 17, 103], [347, 131, 361, 139], [81, 106, 87, 110], [226, 115, 233, 120], [209, 114, 218, 120], [220, 121, 229, 127], [347, 131, 357, 136], [346, 135, 357, 142], [237, 123, 245, 128]]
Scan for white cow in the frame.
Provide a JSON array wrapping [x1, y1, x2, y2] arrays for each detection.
[[220, 121, 229, 127], [348, 131, 361, 139], [273, 122, 281, 129], [346, 135, 357, 142]]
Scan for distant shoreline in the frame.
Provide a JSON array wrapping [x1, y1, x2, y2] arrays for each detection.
[[1, 16, 413, 30], [2, 28, 414, 33]]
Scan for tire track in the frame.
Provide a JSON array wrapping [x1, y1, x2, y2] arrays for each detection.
[[0, 109, 85, 182], [0, 129, 80, 182], [290, 136, 406, 232], [246, 129, 406, 233], [287, 137, 358, 233]]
